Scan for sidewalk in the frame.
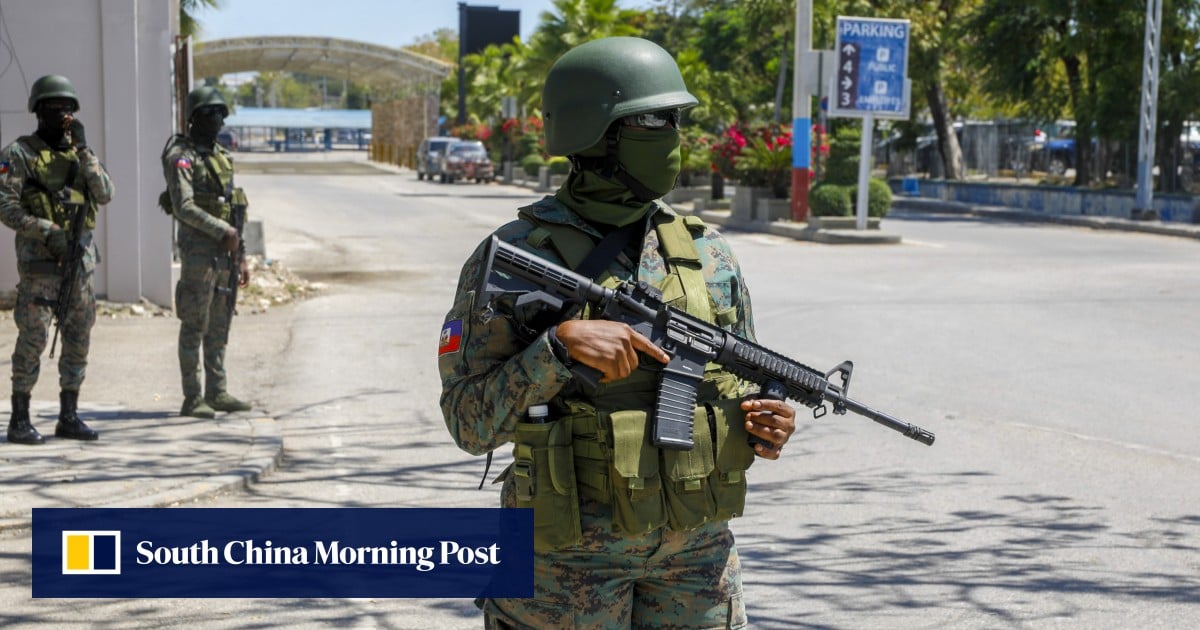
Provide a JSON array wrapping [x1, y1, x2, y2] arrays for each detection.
[[0, 304, 287, 534]]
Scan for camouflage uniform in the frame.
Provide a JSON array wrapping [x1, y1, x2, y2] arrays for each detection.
[[440, 196, 757, 629], [0, 136, 112, 395], [161, 135, 244, 402]]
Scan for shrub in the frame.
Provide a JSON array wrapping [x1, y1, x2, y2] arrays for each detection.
[[825, 125, 862, 185], [521, 154, 545, 178], [839, 178, 894, 218], [866, 178, 893, 217], [809, 184, 851, 217], [547, 156, 571, 176]]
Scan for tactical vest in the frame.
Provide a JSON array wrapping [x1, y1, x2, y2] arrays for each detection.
[[510, 201, 757, 551], [16, 135, 96, 230], [162, 136, 245, 221]]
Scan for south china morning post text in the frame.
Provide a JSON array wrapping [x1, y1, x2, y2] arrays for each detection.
[[32, 508, 534, 598], [134, 537, 500, 572]]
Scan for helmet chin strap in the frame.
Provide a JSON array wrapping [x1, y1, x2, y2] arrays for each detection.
[[567, 124, 661, 203]]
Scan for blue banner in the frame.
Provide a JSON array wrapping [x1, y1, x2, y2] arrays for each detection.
[[33, 508, 533, 598]]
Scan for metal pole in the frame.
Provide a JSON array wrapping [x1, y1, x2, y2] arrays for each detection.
[[1134, 0, 1162, 218], [790, 0, 813, 222], [856, 113, 874, 230]]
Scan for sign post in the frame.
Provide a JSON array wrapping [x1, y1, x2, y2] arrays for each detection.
[[831, 16, 910, 230]]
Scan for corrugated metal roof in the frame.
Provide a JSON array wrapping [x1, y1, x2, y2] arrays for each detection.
[[224, 106, 371, 130]]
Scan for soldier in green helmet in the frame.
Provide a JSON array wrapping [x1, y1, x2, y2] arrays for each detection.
[[0, 74, 114, 445], [160, 86, 252, 419], [439, 37, 797, 628]]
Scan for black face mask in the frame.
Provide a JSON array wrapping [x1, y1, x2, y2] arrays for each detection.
[[36, 108, 71, 148], [189, 108, 226, 146]]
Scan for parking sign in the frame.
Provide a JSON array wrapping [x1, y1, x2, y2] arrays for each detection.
[[831, 16, 910, 119]]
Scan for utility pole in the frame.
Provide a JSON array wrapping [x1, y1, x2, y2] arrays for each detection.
[[1134, 0, 1163, 219], [790, 0, 813, 221]]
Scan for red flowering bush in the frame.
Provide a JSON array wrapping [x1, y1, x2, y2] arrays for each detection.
[[711, 124, 749, 180], [494, 115, 545, 161], [450, 122, 492, 142], [734, 124, 793, 198]]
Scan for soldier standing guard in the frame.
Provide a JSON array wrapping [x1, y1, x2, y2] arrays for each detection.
[[161, 87, 251, 418], [440, 38, 797, 628], [0, 75, 113, 445]]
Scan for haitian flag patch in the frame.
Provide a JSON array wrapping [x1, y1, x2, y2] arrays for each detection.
[[439, 319, 463, 356], [175, 157, 191, 168], [0, 161, 9, 174]]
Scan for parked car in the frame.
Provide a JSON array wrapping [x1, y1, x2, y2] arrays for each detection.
[[438, 140, 495, 184], [416, 136, 460, 181]]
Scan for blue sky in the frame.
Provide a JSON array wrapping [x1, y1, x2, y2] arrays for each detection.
[[196, 0, 650, 49]]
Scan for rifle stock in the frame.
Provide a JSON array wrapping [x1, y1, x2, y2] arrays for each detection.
[[478, 237, 935, 449]]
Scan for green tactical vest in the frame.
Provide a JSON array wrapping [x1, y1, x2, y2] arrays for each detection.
[[17, 135, 96, 230], [164, 136, 243, 222], [510, 201, 758, 551]]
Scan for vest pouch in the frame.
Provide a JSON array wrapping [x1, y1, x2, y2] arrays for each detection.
[[20, 189, 55, 222], [231, 186, 249, 209], [708, 397, 757, 521], [661, 405, 718, 530], [608, 409, 667, 535], [512, 419, 581, 552], [193, 191, 231, 221]]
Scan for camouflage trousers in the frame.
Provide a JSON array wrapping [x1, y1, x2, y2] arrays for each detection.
[[11, 270, 96, 394], [485, 486, 747, 630], [175, 255, 233, 399]]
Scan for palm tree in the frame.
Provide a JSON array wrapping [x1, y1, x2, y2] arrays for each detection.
[[180, 0, 221, 39], [522, 0, 644, 101]]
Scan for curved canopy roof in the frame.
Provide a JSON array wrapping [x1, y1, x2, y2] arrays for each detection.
[[194, 36, 452, 87]]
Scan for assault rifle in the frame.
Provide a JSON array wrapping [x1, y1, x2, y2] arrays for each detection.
[[212, 159, 246, 320], [477, 237, 935, 449], [41, 200, 88, 359]]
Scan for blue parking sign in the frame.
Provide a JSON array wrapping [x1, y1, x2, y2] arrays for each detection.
[[831, 16, 910, 119]]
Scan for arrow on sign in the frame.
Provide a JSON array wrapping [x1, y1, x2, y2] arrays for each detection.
[[842, 44, 857, 55], [842, 76, 853, 90]]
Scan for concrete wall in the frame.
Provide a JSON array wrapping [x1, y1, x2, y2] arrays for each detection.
[[0, 0, 179, 306], [893, 178, 1199, 224]]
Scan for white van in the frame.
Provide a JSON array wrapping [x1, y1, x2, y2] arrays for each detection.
[[416, 136, 460, 181]]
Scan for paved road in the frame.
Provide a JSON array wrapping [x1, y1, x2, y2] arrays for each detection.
[[3, 156, 1198, 628]]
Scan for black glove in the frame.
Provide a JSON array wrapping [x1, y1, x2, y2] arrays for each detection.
[[46, 228, 69, 258], [68, 119, 87, 151]]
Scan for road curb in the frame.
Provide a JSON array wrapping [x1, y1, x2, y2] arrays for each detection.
[[0, 416, 282, 534]]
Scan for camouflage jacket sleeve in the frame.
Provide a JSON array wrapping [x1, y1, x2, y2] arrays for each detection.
[[164, 145, 231, 242], [438, 231, 574, 456], [701, 225, 757, 343], [76, 147, 113, 205], [0, 143, 56, 242]]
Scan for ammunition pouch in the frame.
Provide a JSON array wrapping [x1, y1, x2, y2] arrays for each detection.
[[564, 394, 757, 538], [511, 416, 581, 552], [193, 191, 231, 222]]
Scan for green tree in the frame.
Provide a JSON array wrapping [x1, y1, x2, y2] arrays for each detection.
[[967, 0, 1133, 186], [180, 0, 220, 39], [523, 0, 644, 96]]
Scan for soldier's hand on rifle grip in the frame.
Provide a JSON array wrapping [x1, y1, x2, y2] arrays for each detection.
[[46, 226, 69, 259], [221, 226, 240, 253], [741, 398, 796, 460], [555, 319, 670, 383]]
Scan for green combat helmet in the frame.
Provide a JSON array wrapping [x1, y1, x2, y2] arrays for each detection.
[[28, 75, 79, 112], [542, 37, 698, 157], [185, 86, 229, 120]]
